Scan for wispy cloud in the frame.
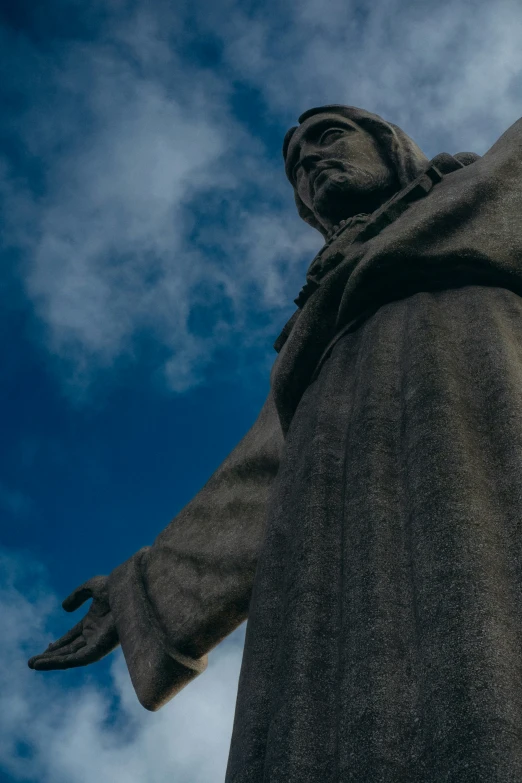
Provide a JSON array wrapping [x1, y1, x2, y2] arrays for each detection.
[[212, 0, 522, 154], [0, 6, 317, 399], [0, 548, 244, 783]]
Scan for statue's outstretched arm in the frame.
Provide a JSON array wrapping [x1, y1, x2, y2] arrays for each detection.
[[29, 389, 284, 711]]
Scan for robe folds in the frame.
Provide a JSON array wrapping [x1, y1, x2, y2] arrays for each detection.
[[108, 115, 522, 782]]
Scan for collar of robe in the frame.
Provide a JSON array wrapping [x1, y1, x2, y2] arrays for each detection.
[[273, 152, 466, 354]]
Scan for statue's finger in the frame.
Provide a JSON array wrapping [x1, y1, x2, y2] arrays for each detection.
[[44, 638, 86, 658], [62, 583, 94, 612], [28, 643, 100, 670], [45, 621, 83, 652], [28, 638, 87, 668]]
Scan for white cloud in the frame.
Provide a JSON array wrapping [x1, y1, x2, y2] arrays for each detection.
[[0, 548, 245, 783], [211, 0, 522, 154], [0, 8, 315, 399], [1, 23, 234, 396]]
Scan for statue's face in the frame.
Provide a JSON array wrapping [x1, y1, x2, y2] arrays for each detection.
[[286, 113, 399, 231]]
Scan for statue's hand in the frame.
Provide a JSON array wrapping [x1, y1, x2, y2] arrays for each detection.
[[28, 575, 119, 671]]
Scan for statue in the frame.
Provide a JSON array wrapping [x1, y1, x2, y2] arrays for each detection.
[[29, 105, 522, 781]]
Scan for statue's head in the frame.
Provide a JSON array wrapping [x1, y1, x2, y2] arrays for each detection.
[[283, 105, 429, 238]]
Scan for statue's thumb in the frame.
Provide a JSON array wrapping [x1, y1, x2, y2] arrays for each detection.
[[62, 582, 94, 612], [62, 576, 107, 612]]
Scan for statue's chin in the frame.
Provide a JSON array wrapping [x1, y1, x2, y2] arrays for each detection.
[[312, 171, 395, 226], [312, 177, 363, 224]]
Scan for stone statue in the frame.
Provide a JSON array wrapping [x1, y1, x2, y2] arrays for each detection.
[[29, 105, 522, 781]]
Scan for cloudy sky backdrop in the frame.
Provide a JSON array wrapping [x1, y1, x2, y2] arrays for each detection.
[[2, 0, 522, 780]]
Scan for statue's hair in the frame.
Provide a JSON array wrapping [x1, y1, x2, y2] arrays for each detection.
[[283, 105, 430, 237]]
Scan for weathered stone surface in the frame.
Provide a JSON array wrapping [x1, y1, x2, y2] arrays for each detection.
[[30, 105, 522, 781]]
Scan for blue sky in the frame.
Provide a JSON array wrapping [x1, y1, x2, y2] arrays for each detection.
[[2, 0, 522, 780]]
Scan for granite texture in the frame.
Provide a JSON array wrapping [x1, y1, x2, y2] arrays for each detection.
[[228, 284, 522, 782]]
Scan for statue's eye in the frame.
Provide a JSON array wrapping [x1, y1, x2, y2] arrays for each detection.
[[319, 128, 345, 145]]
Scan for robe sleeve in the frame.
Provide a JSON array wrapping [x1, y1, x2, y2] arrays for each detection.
[[107, 389, 284, 711]]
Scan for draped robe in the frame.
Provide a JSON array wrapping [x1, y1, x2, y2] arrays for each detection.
[[108, 115, 522, 781]]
